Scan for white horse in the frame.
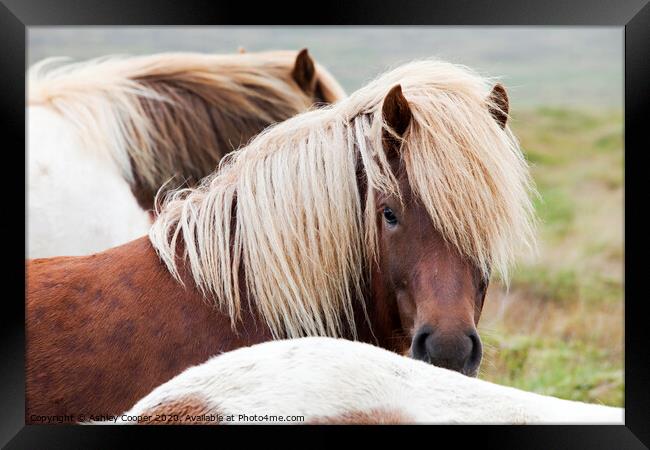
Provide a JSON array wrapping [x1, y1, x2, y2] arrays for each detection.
[[27, 49, 345, 258], [28, 105, 152, 258], [109, 337, 622, 425]]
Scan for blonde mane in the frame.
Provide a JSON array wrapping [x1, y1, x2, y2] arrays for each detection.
[[149, 59, 537, 339], [28, 50, 346, 208]]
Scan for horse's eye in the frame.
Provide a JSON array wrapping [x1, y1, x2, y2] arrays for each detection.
[[383, 207, 398, 226]]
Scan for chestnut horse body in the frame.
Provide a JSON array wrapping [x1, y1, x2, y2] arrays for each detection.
[[27, 60, 536, 422], [26, 238, 382, 420]]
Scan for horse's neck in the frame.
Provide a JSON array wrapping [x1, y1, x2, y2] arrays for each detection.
[[27, 106, 151, 258], [345, 262, 405, 352]]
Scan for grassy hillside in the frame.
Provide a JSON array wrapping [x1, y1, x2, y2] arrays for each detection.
[[479, 107, 623, 407]]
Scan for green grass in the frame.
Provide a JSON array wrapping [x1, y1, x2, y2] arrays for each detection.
[[482, 331, 623, 406], [480, 106, 623, 407], [510, 266, 622, 306], [511, 266, 579, 304], [533, 187, 575, 240], [580, 275, 623, 305]]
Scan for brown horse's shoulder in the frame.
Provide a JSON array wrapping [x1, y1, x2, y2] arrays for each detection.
[[25, 235, 262, 418]]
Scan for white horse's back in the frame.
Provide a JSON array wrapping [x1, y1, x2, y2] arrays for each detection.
[[27, 106, 151, 258], [26, 51, 346, 259], [114, 337, 623, 425]]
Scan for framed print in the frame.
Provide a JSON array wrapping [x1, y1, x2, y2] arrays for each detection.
[[1, 0, 648, 447]]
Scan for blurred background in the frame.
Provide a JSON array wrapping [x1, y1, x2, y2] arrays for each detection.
[[29, 27, 624, 406]]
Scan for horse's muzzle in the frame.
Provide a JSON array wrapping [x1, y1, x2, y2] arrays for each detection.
[[410, 325, 482, 377]]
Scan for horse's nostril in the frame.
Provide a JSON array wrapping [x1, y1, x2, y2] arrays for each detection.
[[410, 325, 434, 362], [465, 330, 483, 375]]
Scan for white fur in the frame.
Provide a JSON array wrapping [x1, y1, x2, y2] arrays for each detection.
[[115, 337, 623, 424], [27, 106, 151, 258]]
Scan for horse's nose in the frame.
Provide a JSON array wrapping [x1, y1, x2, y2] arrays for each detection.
[[410, 325, 482, 376]]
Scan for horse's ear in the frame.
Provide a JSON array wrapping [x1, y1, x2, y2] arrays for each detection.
[[487, 83, 509, 129], [383, 84, 412, 139], [382, 84, 412, 163], [292, 48, 317, 94]]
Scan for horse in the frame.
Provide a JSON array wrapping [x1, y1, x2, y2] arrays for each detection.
[[27, 48, 345, 258], [102, 337, 621, 425], [26, 59, 537, 423]]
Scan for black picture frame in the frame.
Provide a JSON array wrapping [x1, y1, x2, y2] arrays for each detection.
[[2, 0, 648, 447]]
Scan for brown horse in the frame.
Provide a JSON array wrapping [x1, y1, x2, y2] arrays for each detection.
[[26, 60, 536, 423], [28, 48, 344, 257]]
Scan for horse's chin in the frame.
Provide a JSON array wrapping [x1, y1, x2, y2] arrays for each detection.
[[459, 360, 481, 378]]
